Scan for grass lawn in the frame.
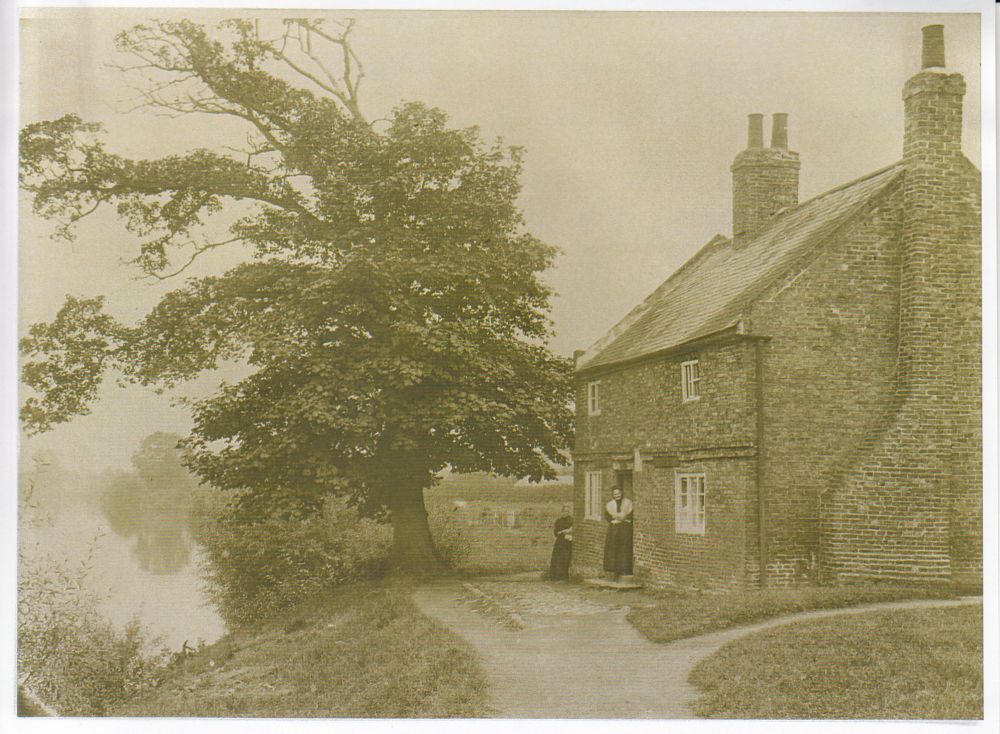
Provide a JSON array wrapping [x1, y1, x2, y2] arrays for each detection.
[[113, 579, 491, 718], [690, 604, 983, 719], [626, 583, 963, 643]]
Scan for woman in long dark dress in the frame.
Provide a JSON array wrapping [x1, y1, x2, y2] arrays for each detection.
[[603, 487, 633, 579], [549, 504, 573, 580]]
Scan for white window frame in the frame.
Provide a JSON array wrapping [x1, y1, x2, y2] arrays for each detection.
[[585, 471, 603, 520], [675, 472, 706, 534], [681, 359, 701, 402], [587, 380, 601, 416]]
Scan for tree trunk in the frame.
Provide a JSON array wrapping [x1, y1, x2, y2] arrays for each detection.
[[386, 483, 445, 576]]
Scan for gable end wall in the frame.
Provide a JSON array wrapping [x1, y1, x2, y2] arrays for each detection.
[[745, 184, 905, 585], [820, 162, 982, 584]]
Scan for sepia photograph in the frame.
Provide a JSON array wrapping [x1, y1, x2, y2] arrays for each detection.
[[8, 0, 996, 727]]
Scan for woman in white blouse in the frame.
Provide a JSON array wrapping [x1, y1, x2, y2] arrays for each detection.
[[603, 487, 634, 580]]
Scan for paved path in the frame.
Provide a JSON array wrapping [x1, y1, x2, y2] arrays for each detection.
[[411, 581, 982, 719]]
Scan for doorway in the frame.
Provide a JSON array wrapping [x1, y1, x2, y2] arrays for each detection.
[[615, 470, 633, 497], [610, 470, 634, 577]]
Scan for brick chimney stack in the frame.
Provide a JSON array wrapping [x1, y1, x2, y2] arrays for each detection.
[[821, 24, 980, 584], [903, 25, 964, 164], [898, 25, 968, 398], [731, 113, 800, 247]]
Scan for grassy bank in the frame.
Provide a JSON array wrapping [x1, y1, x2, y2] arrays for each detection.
[[114, 579, 491, 718], [627, 583, 962, 643], [690, 604, 983, 719]]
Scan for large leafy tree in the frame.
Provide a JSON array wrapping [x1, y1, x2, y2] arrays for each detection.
[[20, 18, 573, 572]]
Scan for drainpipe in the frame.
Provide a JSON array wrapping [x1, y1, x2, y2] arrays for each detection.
[[755, 339, 769, 587]]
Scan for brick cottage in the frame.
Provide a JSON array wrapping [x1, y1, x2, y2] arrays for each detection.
[[570, 25, 981, 589]]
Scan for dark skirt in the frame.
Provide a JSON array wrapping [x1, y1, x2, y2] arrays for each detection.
[[603, 521, 633, 575], [549, 537, 572, 580]]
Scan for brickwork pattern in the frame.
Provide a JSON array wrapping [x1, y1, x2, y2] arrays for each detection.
[[632, 459, 755, 590], [745, 184, 906, 584], [572, 342, 759, 588], [731, 148, 800, 245]]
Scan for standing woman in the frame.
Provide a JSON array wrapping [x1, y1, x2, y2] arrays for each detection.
[[548, 504, 574, 580], [603, 487, 633, 580]]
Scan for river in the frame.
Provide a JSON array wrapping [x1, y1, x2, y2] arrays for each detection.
[[21, 475, 226, 652]]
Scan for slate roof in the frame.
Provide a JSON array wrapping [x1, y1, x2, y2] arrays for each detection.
[[575, 162, 905, 373]]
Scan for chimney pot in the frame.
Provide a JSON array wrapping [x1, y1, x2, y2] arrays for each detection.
[[921, 24, 946, 69], [771, 113, 789, 149], [747, 113, 764, 148]]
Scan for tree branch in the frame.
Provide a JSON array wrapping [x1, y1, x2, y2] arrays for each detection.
[[144, 235, 244, 280]]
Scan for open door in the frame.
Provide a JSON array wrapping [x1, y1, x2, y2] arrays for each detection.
[[616, 470, 633, 497]]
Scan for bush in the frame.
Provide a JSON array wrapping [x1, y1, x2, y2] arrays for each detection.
[[196, 494, 392, 628]]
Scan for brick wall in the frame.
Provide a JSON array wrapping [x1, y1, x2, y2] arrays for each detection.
[[745, 182, 906, 584], [572, 341, 758, 588], [820, 69, 982, 584], [731, 147, 800, 245], [633, 456, 755, 589], [572, 46, 981, 590]]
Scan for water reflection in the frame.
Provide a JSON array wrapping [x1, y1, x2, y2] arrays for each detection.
[[99, 471, 194, 575], [20, 436, 226, 649]]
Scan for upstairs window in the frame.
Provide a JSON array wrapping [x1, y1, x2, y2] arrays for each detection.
[[587, 381, 601, 416], [585, 471, 603, 520], [681, 359, 701, 402], [675, 473, 706, 534]]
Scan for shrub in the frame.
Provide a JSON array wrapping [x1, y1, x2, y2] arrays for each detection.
[[196, 494, 392, 628]]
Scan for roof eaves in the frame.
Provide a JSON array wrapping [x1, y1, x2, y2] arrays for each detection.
[[575, 325, 766, 378]]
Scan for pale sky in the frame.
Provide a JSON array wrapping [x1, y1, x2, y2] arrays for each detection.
[[18, 9, 983, 471]]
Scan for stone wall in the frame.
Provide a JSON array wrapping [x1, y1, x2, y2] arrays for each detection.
[[426, 497, 571, 574]]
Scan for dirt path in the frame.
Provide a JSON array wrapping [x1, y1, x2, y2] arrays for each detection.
[[411, 580, 981, 719]]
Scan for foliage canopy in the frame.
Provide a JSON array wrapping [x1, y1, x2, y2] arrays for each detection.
[[20, 18, 573, 566]]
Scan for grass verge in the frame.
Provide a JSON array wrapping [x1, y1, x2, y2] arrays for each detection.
[[627, 582, 963, 643], [690, 604, 983, 719], [112, 579, 491, 718]]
